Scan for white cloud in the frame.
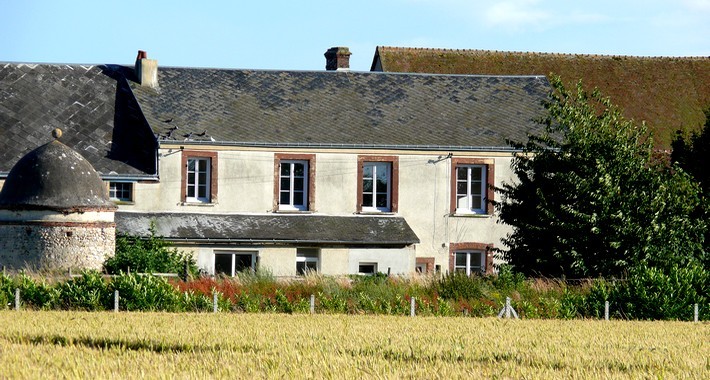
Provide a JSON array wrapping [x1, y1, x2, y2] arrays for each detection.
[[483, 0, 550, 29], [681, 0, 710, 11]]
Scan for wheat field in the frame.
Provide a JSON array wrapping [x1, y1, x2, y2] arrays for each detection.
[[0, 311, 706, 379]]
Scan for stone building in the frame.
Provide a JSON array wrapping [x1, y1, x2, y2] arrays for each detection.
[[0, 130, 117, 270]]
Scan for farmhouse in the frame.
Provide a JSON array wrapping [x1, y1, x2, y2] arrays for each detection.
[[371, 46, 710, 148], [0, 48, 550, 276]]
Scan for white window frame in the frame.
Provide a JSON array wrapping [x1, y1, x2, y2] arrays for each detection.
[[186, 157, 211, 203], [454, 251, 485, 276], [358, 262, 378, 275], [362, 162, 391, 212], [279, 160, 309, 211], [109, 181, 133, 202], [455, 165, 486, 214], [296, 248, 319, 275], [214, 251, 256, 276]]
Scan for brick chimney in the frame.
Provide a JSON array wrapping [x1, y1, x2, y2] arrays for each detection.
[[324, 47, 351, 71], [135, 50, 158, 88]]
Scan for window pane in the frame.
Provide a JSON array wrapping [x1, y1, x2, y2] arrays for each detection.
[[472, 167, 482, 181], [198, 185, 207, 198], [363, 194, 373, 207], [294, 178, 304, 191], [457, 167, 467, 180], [187, 160, 196, 171], [293, 191, 304, 206], [215, 254, 232, 276], [198, 172, 207, 184], [294, 163, 304, 176], [188, 173, 195, 185], [187, 186, 195, 198], [471, 197, 482, 210], [280, 192, 290, 204], [363, 165, 372, 178], [470, 253, 482, 267], [280, 178, 290, 191], [376, 193, 388, 208], [363, 179, 373, 192], [281, 164, 290, 176], [198, 160, 208, 172], [358, 263, 376, 274], [296, 262, 306, 275], [456, 182, 467, 196], [455, 253, 467, 266], [234, 255, 253, 273]]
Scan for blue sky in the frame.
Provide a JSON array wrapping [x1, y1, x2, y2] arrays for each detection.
[[1, 0, 708, 71]]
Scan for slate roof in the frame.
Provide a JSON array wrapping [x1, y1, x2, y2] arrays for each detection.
[[0, 63, 157, 177], [131, 68, 551, 150], [116, 212, 420, 246], [0, 139, 115, 211], [371, 46, 710, 148]]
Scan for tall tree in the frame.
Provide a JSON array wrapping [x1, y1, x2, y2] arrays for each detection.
[[671, 109, 710, 253], [496, 77, 706, 278]]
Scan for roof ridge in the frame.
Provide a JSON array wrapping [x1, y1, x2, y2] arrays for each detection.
[[376, 46, 710, 61]]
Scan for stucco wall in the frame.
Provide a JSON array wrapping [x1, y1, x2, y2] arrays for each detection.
[[118, 146, 517, 274]]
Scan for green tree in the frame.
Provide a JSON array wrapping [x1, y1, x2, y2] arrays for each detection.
[[671, 110, 710, 256], [104, 222, 198, 277], [496, 77, 706, 278]]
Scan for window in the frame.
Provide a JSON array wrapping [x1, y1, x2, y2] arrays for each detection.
[[187, 158, 210, 202], [358, 262, 378, 275], [274, 154, 315, 211], [450, 158, 494, 214], [449, 242, 493, 275], [214, 251, 256, 276], [454, 251, 485, 275], [363, 162, 390, 211], [109, 182, 133, 202], [181, 151, 218, 204], [296, 248, 319, 275], [279, 160, 308, 211], [456, 165, 485, 213], [357, 156, 398, 213]]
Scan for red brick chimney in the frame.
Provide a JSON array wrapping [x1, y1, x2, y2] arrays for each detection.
[[324, 47, 351, 71]]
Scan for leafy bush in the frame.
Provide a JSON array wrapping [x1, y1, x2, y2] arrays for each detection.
[[17, 274, 58, 310], [109, 273, 180, 312], [56, 271, 110, 311], [104, 223, 198, 277], [437, 272, 484, 301], [607, 264, 708, 320]]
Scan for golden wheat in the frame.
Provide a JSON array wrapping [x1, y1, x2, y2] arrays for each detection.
[[0, 311, 706, 379]]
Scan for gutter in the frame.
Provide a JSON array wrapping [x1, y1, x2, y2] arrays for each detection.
[[157, 140, 522, 153], [142, 236, 419, 246]]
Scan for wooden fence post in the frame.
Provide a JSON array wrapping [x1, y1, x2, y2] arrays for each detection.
[[114, 290, 119, 312], [15, 288, 20, 311], [310, 294, 315, 314], [604, 301, 609, 321]]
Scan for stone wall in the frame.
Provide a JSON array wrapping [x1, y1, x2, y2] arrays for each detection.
[[0, 223, 115, 270]]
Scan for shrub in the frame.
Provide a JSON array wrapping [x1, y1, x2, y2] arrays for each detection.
[[56, 271, 110, 311], [608, 264, 708, 320], [109, 273, 180, 312], [104, 222, 198, 277], [437, 272, 484, 301]]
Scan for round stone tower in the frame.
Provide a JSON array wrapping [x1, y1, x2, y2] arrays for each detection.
[[0, 129, 117, 270]]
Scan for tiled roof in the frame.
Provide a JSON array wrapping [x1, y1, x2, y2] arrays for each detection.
[[131, 68, 550, 150], [0, 63, 156, 177], [372, 47, 710, 148], [116, 212, 420, 246]]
